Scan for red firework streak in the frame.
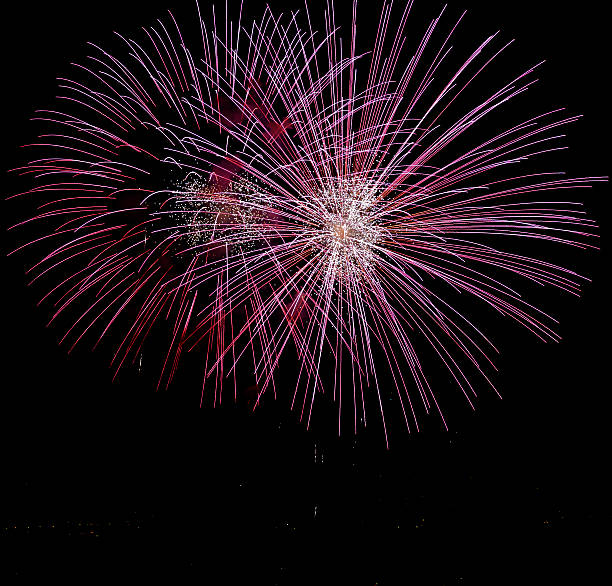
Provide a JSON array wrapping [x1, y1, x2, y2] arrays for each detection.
[[9, 1, 603, 445]]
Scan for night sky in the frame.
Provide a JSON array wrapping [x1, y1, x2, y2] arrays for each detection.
[[2, 1, 609, 583]]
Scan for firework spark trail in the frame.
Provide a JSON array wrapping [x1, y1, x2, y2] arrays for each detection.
[[10, 1, 602, 444]]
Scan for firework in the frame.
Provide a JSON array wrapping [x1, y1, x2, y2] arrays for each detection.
[[10, 1, 601, 444]]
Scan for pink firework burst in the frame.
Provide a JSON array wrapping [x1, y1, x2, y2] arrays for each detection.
[[10, 1, 602, 445]]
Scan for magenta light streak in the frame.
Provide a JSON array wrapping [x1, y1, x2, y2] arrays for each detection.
[[10, 1, 602, 445]]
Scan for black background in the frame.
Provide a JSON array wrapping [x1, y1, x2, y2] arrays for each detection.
[[1, 0, 609, 583]]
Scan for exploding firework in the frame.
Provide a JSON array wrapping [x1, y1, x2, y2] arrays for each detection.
[[10, 1, 602, 444]]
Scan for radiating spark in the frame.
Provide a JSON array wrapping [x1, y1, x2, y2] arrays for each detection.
[[10, 1, 602, 444]]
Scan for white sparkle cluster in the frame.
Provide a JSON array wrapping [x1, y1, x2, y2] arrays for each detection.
[[318, 178, 385, 280]]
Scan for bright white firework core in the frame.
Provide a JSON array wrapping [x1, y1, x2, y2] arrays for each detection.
[[320, 179, 384, 279]]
